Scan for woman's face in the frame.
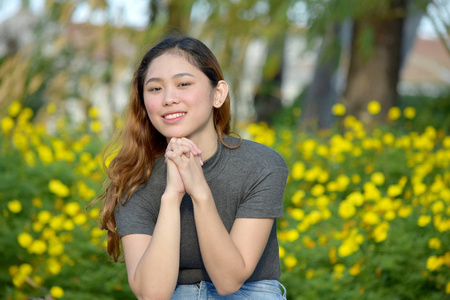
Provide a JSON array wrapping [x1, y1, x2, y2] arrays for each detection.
[[143, 52, 222, 143]]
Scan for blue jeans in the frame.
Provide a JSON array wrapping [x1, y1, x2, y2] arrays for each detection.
[[171, 280, 287, 299]]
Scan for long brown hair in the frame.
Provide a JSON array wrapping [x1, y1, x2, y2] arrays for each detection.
[[91, 36, 237, 261]]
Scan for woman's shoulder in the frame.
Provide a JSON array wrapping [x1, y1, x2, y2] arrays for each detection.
[[223, 135, 287, 170]]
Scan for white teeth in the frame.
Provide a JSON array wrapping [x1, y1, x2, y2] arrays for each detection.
[[164, 112, 186, 120]]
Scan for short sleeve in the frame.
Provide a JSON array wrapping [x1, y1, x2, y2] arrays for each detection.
[[235, 166, 288, 219], [114, 191, 158, 238]]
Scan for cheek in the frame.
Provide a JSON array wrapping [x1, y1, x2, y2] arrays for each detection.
[[144, 99, 158, 115]]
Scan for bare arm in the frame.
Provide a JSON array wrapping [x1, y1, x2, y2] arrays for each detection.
[[193, 194, 274, 295], [122, 193, 182, 300], [122, 142, 191, 300]]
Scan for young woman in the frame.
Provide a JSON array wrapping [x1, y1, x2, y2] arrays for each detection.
[[96, 36, 288, 299]]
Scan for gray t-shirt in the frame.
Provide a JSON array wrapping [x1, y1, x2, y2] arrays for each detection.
[[115, 135, 288, 284]]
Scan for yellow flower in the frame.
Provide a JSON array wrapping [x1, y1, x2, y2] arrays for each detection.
[[17, 232, 33, 248], [88, 107, 99, 118], [12, 131, 28, 150], [338, 240, 357, 257], [367, 101, 381, 115], [284, 255, 298, 269], [89, 208, 100, 219], [418, 215, 431, 227], [413, 183, 426, 196], [37, 145, 54, 164], [32, 198, 43, 208], [352, 174, 361, 184], [329, 247, 337, 264], [49, 179, 70, 197], [286, 229, 299, 242], [8, 101, 22, 117], [291, 190, 305, 206], [363, 211, 380, 225], [338, 201, 356, 219], [302, 236, 316, 249], [332, 103, 346, 116], [47, 103, 56, 114], [63, 219, 75, 231], [47, 258, 62, 275], [384, 210, 396, 221], [91, 227, 104, 238], [373, 222, 389, 242], [90, 120, 102, 133], [336, 175, 350, 191], [289, 208, 305, 221], [49, 215, 65, 231], [1, 117, 15, 134], [364, 182, 381, 201], [291, 162, 305, 180], [279, 246, 285, 258], [426, 256, 444, 271], [398, 205, 413, 218], [32, 222, 44, 232], [404, 107, 416, 119], [50, 286, 65, 298], [428, 238, 441, 250], [311, 184, 325, 197], [18, 264, 33, 278], [446, 282, 450, 294], [48, 239, 65, 256], [28, 240, 47, 255], [74, 213, 88, 225], [388, 106, 401, 120], [382, 133, 395, 145], [347, 192, 364, 206], [443, 136, 450, 149], [349, 263, 361, 276], [333, 264, 346, 279], [306, 269, 315, 279], [371, 172, 385, 186], [7, 200, 22, 213], [387, 184, 402, 198], [37, 210, 52, 224], [64, 202, 80, 216], [431, 201, 444, 214]]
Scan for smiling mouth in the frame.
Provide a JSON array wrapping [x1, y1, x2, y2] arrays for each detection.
[[164, 112, 186, 120]]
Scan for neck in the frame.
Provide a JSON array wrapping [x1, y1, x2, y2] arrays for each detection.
[[192, 130, 219, 162]]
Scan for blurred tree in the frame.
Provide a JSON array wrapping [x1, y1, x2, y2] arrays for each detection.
[[299, 0, 435, 126], [253, 1, 290, 124], [343, 0, 406, 123], [303, 23, 341, 129], [167, 0, 196, 34]]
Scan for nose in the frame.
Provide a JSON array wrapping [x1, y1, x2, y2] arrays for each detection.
[[162, 87, 180, 106]]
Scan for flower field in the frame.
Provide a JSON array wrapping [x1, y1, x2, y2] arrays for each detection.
[[1, 101, 449, 299]]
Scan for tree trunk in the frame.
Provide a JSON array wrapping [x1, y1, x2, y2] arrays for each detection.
[[303, 23, 341, 129], [253, 33, 285, 124], [167, 0, 195, 35], [343, 0, 405, 123]]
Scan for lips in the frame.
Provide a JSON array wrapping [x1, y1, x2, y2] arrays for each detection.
[[163, 112, 186, 120]]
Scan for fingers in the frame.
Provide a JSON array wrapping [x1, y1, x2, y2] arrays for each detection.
[[167, 138, 201, 156], [165, 138, 203, 165]]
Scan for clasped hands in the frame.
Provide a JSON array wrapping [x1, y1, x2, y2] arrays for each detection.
[[164, 137, 207, 200]]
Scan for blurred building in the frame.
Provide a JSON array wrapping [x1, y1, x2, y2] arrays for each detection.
[[399, 37, 450, 96]]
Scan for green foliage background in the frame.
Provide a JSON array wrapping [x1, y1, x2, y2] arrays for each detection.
[[1, 97, 449, 299]]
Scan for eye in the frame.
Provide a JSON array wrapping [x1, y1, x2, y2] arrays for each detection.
[[149, 87, 162, 92], [178, 82, 191, 87]]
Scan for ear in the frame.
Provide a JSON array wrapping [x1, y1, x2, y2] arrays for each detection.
[[213, 80, 229, 108]]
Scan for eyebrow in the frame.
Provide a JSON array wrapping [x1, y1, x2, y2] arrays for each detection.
[[145, 73, 196, 86]]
